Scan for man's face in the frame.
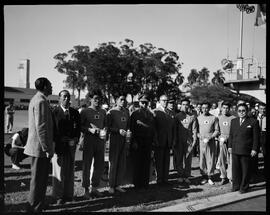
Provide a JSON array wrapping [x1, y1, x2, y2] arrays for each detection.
[[221, 105, 230, 116], [91, 95, 100, 107], [196, 104, 201, 111], [117, 96, 126, 108], [181, 101, 190, 113], [259, 105, 266, 115], [59, 91, 70, 108], [201, 104, 210, 114], [139, 101, 148, 109], [212, 103, 217, 109], [167, 102, 174, 110], [237, 106, 247, 118], [159, 96, 168, 108]]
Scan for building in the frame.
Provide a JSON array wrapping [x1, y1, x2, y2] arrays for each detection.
[[4, 86, 76, 109]]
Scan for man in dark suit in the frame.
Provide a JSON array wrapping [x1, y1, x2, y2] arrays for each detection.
[[130, 94, 156, 189], [24, 77, 54, 212], [153, 95, 174, 185], [51, 90, 81, 204], [228, 103, 260, 194]]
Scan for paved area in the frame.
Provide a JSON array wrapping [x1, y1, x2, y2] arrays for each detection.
[[152, 187, 266, 212], [207, 195, 266, 211]]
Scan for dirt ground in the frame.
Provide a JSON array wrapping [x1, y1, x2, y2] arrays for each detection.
[[3, 133, 266, 212]]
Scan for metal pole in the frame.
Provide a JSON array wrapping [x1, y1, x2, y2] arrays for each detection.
[[239, 10, 244, 58]]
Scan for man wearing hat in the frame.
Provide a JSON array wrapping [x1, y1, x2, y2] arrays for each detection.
[[153, 94, 175, 185], [130, 94, 156, 189]]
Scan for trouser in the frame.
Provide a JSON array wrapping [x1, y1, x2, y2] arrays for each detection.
[[199, 140, 216, 178], [9, 148, 28, 165], [6, 115, 14, 132], [174, 146, 193, 178], [214, 138, 220, 168], [52, 145, 76, 199], [261, 131, 266, 176], [28, 156, 50, 212], [227, 152, 232, 181], [232, 153, 251, 192], [250, 154, 259, 177], [154, 146, 170, 183], [219, 142, 229, 179], [132, 138, 152, 188], [109, 136, 126, 188], [82, 138, 105, 188]]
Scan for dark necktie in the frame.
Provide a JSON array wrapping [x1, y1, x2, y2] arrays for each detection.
[[64, 109, 69, 120]]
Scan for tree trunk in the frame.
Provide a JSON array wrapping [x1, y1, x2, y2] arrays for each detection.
[[77, 89, 81, 107]]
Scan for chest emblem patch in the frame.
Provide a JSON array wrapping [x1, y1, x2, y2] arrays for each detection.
[[204, 120, 209, 124], [94, 114, 100, 119], [182, 119, 189, 124], [223, 121, 228, 126], [121, 117, 126, 122]]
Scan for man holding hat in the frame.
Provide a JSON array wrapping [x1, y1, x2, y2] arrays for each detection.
[[130, 94, 156, 189]]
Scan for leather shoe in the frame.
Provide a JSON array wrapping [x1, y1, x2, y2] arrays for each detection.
[[56, 199, 65, 205], [239, 189, 248, 194]]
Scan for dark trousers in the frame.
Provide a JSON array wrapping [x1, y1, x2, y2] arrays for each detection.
[[232, 153, 251, 192], [27, 157, 50, 212], [154, 146, 170, 183], [9, 148, 28, 165], [132, 139, 152, 188]]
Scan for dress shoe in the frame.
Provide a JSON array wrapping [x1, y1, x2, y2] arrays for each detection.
[[200, 179, 208, 185], [239, 189, 248, 194], [115, 186, 126, 193], [184, 178, 191, 184], [177, 177, 184, 183], [219, 178, 228, 185], [64, 197, 73, 202], [91, 189, 104, 198], [83, 192, 92, 200]]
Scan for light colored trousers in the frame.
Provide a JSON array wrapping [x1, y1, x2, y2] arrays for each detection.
[[199, 139, 216, 177], [218, 142, 232, 180], [52, 146, 76, 199], [174, 146, 193, 178]]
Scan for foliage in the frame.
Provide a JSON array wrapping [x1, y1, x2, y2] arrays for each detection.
[[54, 39, 184, 104], [211, 69, 225, 85]]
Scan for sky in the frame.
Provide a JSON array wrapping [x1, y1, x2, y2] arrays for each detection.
[[4, 4, 266, 98]]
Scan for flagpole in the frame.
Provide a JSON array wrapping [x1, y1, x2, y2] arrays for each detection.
[[239, 10, 244, 58]]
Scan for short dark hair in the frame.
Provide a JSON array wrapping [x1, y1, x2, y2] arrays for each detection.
[[88, 89, 103, 98], [201, 101, 210, 107], [35, 77, 50, 91], [221, 101, 231, 108], [181, 98, 190, 104], [58, 90, 70, 97], [237, 103, 248, 111], [259, 102, 266, 107]]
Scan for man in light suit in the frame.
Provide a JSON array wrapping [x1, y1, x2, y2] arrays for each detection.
[[228, 103, 260, 194], [153, 95, 174, 185], [24, 77, 54, 212], [51, 90, 81, 204]]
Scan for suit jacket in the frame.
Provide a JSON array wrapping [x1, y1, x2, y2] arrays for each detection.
[[52, 105, 81, 155], [228, 116, 260, 155], [153, 107, 174, 148], [24, 91, 54, 157]]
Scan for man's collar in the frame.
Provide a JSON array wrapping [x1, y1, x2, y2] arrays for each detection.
[[60, 105, 69, 112]]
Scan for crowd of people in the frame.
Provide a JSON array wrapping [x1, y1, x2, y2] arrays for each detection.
[[5, 77, 266, 212]]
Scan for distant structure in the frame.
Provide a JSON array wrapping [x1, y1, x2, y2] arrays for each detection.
[[18, 59, 30, 89]]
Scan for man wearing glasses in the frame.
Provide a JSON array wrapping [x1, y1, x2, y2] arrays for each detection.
[[153, 95, 175, 185], [228, 103, 260, 194]]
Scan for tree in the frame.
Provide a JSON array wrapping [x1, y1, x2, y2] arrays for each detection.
[[54, 45, 90, 106], [211, 69, 225, 85], [187, 69, 199, 88], [197, 67, 210, 86]]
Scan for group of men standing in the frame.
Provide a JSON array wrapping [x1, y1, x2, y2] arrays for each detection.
[[22, 77, 265, 212]]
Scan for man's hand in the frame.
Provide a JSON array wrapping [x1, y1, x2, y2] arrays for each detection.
[[88, 128, 96, 134], [228, 148, 232, 154], [46, 151, 53, 159], [251, 150, 257, 157], [119, 129, 127, 137]]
